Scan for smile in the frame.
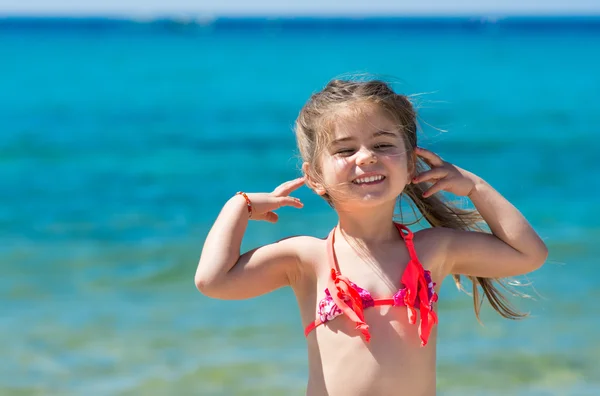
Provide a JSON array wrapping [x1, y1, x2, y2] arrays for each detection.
[[352, 175, 386, 185]]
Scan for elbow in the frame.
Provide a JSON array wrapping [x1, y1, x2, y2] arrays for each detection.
[[194, 272, 232, 299], [194, 273, 221, 297], [194, 275, 210, 294], [527, 242, 549, 272]]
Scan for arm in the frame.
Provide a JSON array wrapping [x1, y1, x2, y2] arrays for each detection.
[[195, 178, 305, 300], [445, 178, 548, 278], [413, 148, 548, 279]]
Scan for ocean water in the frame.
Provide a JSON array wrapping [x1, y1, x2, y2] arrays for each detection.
[[1, 16, 599, 395]]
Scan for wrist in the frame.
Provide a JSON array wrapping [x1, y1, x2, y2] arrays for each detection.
[[228, 194, 252, 217], [467, 175, 486, 198], [235, 191, 253, 218]]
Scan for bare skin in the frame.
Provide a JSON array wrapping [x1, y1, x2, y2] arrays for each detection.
[[195, 107, 548, 395], [295, 228, 445, 396]]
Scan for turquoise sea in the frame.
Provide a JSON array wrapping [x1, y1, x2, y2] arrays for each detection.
[[1, 16, 599, 395]]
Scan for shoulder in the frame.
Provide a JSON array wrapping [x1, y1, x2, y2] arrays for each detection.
[[411, 227, 456, 278], [271, 234, 327, 283], [275, 234, 326, 254], [412, 226, 454, 249]]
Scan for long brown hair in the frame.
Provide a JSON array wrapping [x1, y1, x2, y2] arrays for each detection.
[[294, 77, 526, 321]]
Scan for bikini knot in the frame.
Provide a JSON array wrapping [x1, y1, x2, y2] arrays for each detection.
[[330, 268, 338, 280], [327, 271, 372, 343]]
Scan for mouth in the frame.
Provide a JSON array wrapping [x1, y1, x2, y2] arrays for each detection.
[[351, 174, 386, 185]]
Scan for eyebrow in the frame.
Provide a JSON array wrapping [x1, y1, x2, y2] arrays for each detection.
[[331, 130, 399, 145]]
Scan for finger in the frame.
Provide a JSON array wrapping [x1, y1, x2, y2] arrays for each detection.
[[422, 180, 451, 198], [275, 196, 304, 209], [264, 211, 279, 223], [415, 147, 444, 168], [412, 168, 448, 184], [273, 176, 305, 196]]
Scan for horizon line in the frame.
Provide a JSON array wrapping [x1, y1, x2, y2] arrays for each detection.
[[2, 12, 600, 19]]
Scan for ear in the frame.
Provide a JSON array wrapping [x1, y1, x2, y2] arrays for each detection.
[[407, 149, 418, 181], [302, 162, 327, 196]]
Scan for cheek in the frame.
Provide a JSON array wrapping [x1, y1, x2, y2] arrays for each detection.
[[382, 153, 411, 179], [323, 157, 350, 177], [333, 157, 349, 169], [382, 150, 408, 167], [332, 158, 353, 180]]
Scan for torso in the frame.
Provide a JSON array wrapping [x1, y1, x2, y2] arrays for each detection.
[[291, 226, 447, 396]]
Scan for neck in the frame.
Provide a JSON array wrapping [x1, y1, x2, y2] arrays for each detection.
[[335, 202, 399, 245]]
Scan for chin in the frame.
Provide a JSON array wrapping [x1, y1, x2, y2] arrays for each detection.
[[352, 185, 404, 203], [349, 192, 399, 209]]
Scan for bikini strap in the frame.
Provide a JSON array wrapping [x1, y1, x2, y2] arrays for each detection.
[[394, 223, 419, 263], [328, 224, 417, 268], [325, 226, 371, 342], [326, 227, 340, 273], [394, 223, 438, 346], [316, 224, 436, 346]]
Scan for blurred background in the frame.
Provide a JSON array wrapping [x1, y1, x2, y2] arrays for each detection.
[[1, 1, 599, 395]]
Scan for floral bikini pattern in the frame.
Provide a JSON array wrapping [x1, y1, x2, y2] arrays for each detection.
[[317, 271, 438, 324], [304, 223, 439, 346]]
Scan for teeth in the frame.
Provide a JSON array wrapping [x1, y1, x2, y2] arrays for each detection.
[[353, 175, 384, 184]]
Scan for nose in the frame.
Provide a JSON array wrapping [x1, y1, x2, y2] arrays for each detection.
[[356, 147, 377, 166]]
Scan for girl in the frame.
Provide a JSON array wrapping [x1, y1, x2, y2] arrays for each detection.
[[195, 79, 548, 395]]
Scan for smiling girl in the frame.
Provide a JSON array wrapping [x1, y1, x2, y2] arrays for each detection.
[[195, 78, 548, 396]]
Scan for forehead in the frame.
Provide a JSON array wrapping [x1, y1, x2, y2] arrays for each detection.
[[329, 102, 399, 140]]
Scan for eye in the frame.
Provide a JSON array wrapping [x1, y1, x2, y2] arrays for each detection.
[[374, 143, 394, 150], [334, 148, 355, 156]]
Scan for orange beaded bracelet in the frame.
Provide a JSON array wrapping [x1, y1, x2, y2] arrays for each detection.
[[236, 191, 252, 218]]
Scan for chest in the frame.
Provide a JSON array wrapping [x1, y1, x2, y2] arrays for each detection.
[[317, 242, 413, 298]]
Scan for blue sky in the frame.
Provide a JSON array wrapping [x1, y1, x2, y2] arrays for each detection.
[[1, 0, 599, 16]]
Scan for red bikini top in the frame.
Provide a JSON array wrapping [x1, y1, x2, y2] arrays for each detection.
[[304, 223, 438, 347]]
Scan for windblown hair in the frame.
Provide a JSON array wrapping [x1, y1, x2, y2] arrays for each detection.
[[294, 77, 525, 321]]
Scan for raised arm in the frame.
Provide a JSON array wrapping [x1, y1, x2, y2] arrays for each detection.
[[445, 178, 547, 278], [195, 178, 305, 300], [412, 148, 548, 279]]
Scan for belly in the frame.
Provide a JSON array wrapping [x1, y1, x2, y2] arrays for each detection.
[[306, 306, 437, 396]]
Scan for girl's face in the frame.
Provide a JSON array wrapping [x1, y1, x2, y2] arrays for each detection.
[[314, 104, 413, 209]]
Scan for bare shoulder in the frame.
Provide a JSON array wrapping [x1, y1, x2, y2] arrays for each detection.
[[413, 226, 453, 241], [276, 234, 324, 253], [285, 233, 327, 269], [415, 224, 546, 279], [412, 227, 454, 253], [411, 227, 455, 280], [201, 233, 326, 300], [283, 233, 331, 295]]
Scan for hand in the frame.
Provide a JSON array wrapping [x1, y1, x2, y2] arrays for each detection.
[[243, 177, 305, 223], [411, 147, 479, 198]]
